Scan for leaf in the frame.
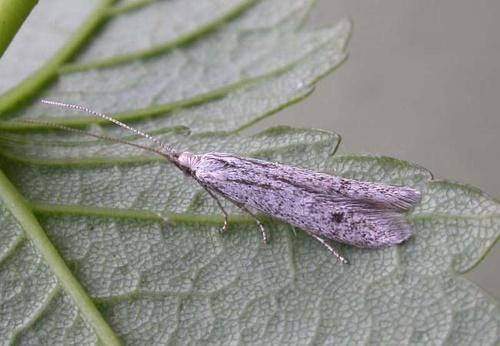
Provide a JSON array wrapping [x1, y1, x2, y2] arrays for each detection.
[[0, 0, 498, 345]]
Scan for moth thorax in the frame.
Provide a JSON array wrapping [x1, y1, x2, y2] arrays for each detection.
[[178, 152, 201, 171]]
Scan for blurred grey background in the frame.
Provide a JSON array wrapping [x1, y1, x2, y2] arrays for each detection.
[[253, 0, 500, 299]]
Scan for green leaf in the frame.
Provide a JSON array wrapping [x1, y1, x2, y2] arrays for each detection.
[[0, 0, 498, 345]]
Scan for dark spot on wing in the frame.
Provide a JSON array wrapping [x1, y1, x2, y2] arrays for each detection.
[[331, 212, 344, 223]]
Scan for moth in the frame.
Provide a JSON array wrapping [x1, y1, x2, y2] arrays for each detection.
[[31, 100, 421, 264]]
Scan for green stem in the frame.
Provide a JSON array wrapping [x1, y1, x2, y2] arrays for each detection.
[[0, 0, 38, 58], [0, 169, 122, 345], [0, 0, 117, 114]]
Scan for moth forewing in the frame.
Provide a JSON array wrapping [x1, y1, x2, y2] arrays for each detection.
[[192, 153, 420, 248]]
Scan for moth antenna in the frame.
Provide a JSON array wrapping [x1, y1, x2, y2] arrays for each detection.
[[40, 99, 178, 160], [16, 119, 170, 158]]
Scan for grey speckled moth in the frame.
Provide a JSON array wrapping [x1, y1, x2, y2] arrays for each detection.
[[34, 100, 421, 264]]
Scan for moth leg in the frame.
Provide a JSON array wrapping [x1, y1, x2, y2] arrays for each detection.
[[310, 234, 349, 264], [197, 181, 268, 242], [234, 204, 269, 244], [202, 187, 229, 233]]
